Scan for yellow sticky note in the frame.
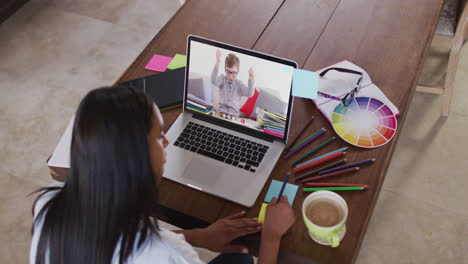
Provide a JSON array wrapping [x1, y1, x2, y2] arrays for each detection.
[[258, 203, 268, 223], [167, 54, 186, 70]]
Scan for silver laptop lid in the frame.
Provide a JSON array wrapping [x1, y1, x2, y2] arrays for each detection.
[[184, 35, 298, 143]]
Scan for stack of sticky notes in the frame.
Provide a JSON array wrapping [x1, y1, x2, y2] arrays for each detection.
[[258, 180, 299, 223]]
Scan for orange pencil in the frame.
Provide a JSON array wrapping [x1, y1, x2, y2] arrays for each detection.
[[302, 167, 360, 183], [293, 151, 345, 173], [304, 182, 367, 188]]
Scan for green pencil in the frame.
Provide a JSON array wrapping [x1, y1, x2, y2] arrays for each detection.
[[303, 186, 366, 192], [291, 137, 335, 166], [290, 128, 325, 151]]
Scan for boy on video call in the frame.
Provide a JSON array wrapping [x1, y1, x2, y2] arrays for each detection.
[[211, 49, 255, 118]]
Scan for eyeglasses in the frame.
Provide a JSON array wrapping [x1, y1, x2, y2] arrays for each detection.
[[225, 69, 238, 76], [318, 67, 363, 107]]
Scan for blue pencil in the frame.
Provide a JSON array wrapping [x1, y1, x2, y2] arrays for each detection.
[[295, 147, 348, 168], [276, 173, 290, 203]]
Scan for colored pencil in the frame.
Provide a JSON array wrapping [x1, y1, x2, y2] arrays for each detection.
[[303, 186, 366, 192], [318, 158, 376, 175], [302, 167, 360, 183], [294, 159, 347, 182], [290, 128, 325, 151], [276, 173, 290, 203], [304, 183, 368, 188], [293, 151, 345, 173], [295, 147, 348, 168], [284, 116, 314, 152], [284, 129, 326, 159], [291, 137, 335, 166]]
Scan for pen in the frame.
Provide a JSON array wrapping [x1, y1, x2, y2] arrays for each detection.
[[276, 173, 290, 203]]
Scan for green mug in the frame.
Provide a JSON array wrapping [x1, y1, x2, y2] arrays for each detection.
[[302, 191, 348, 247]]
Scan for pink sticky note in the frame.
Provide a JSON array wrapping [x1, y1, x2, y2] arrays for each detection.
[[144, 54, 173, 72]]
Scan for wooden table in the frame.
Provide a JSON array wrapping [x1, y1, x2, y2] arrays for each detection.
[[49, 0, 445, 263]]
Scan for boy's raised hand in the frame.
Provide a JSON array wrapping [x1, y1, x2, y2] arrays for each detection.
[[248, 67, 255, 81], [216, 49, 222, 65]]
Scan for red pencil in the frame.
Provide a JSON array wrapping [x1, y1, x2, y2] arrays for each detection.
[[302, 167, 360, 183], [304, 183, 368, 188], [293, 151, 345, 173]]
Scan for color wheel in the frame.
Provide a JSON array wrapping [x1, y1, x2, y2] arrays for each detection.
[[332, 97, 397, 148]]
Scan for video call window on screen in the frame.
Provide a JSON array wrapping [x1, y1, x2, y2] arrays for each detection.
[[186, 41, 293, 138]]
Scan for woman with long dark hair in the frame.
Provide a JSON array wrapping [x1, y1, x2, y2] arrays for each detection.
[[30, 86, 295, 264]]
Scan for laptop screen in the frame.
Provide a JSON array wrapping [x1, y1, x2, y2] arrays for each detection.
[[185, 36, 297, 142]]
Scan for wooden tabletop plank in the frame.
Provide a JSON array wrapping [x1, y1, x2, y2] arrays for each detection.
[[252, 0, 341, 66]]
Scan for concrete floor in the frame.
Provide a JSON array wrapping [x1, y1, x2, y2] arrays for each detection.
[[1, 1, 467, 263]]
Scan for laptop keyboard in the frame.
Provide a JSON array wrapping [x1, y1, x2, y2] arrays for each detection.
[[173, 122, 268, 173]]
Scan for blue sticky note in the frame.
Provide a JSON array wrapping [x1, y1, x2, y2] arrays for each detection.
[[264, 180, 299, 205], [292, 69, 318, 99]]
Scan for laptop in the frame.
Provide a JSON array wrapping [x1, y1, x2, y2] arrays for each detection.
[[163, 35, 297, 207]]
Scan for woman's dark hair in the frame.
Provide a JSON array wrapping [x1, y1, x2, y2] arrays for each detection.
[[32, 86, 159, 264]]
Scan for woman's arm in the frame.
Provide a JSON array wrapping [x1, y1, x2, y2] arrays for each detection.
[[258, 232, 281, 264], [258, 196, 296, 264]]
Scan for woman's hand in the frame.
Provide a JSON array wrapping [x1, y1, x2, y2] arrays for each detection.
[[199, 211, 261, 253], [263, 196, 295, 241], [179, 211, 261, 253], [257, 196, 295, 264]]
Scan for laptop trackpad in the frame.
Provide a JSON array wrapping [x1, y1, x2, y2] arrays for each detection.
[[182, 158, 221, 187]]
